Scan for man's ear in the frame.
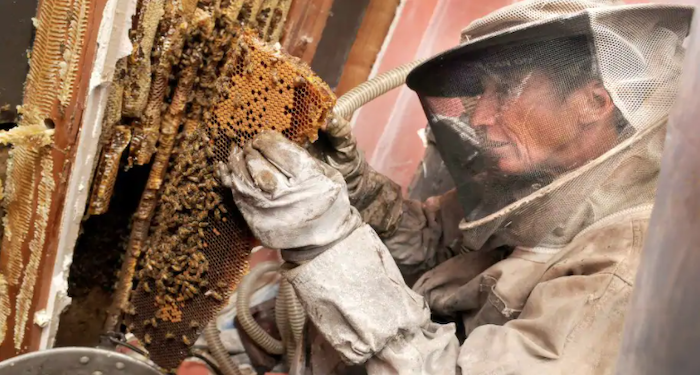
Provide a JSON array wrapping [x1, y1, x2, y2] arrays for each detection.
[[571, 80, 615, 126]]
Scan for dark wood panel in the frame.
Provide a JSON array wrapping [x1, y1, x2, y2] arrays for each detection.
[[335, 0, 399, 96], [310, 0, 371, 89], [281, 0, 335, 63], [0, 0, 39, 123]]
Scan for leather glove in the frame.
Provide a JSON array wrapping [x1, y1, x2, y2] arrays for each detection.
[[218, 131, 362, 261], [320, 116, 403, 238]]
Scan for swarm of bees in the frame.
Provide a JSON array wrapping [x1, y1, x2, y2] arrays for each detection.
[[109, 0, 334, 370], [135, 126, 230, 321]]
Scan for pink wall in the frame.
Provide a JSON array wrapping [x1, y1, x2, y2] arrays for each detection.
[[354, 0, 648, 190]]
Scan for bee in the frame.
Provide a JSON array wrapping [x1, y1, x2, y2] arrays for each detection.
[[151, 318, 158, 328], [206, 290, 224, 302], [126, 323, 135, 332], [187, 284, 199, 295], [216, 281, 228, 289], [213, 228, 221, 236], [190, 320, 200, 329], [199, 279, 209, 288], [142, 282, 151, 293], [165, 332, 175, 340], [294, 76, 306, 88], [270, 69, 280, 86], [143, 319, 152, 328], [182, 335, 192, 346], [144, 334, 152, 345], [123, 303, 136, 316]]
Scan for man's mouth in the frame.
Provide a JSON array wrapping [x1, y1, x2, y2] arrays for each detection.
[[482, 139, 510, 149]]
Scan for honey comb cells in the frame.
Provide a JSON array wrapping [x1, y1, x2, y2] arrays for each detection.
[[123, 24, 334, 373], [210, 31, 334, 150]]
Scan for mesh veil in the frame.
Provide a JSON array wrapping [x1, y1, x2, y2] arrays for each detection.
[[407, 2, 693, 251]]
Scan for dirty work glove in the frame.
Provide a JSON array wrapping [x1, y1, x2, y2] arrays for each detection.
[[321, 116, 403, 238], [218, 131, 363, 262]]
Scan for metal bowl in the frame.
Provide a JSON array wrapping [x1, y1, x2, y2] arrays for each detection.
[[0, 347, 162, 375]]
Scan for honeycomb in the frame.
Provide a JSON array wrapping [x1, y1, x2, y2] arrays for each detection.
[[210, 31, 334, 149], [123, 27, 335, 371], [88, 126, 132, 215]]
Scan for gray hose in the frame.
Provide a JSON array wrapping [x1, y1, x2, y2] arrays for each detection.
[[235, 261, 285, 355], [275, 278, 292, 366], [285, 281, 305, 346], [204, 320, 244, 375], [333, 59, 426, 120]]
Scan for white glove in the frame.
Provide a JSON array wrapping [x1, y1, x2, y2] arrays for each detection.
[[218, 131, 362, 256]]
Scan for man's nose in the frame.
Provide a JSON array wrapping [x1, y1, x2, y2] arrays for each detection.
[[471, 89, 499, 128]]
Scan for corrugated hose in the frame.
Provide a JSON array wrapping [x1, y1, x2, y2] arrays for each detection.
[[333, 59, 426, 120], [204, 320, 243, 375]]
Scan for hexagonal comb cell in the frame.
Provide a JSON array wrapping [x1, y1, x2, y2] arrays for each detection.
[[209, 30, 335, 156]]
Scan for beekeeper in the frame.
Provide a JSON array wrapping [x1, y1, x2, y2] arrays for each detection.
[[218, 1, 694, 373]]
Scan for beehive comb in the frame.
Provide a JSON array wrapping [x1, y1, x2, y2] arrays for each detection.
[[125, 29, 335, 371]]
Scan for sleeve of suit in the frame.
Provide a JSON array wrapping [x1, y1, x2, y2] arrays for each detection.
[[284, 224, 460, 374]]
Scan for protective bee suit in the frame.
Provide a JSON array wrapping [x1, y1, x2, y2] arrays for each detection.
[[218, 1, 694, 374]]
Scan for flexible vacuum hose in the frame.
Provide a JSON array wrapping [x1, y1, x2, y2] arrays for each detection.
[[333, 59, 426, 120], [205, 320, 244, 375], [235, 261, 285, 355], [275, 278, 293, 367]]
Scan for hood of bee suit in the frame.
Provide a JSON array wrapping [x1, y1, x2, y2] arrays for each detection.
[[406, 0, 694, 252]]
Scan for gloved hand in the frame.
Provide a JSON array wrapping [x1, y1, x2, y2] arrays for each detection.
[[320, 116, 403, 238], [218, 131, 362, 261]]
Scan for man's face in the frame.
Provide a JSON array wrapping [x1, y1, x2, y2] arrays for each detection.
[[469, 69, 617, 175]]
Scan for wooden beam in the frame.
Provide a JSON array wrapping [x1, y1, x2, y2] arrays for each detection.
[[280, 0, 334, 64], [334, 0, 400, 96], [310, 0, 371, 89]]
